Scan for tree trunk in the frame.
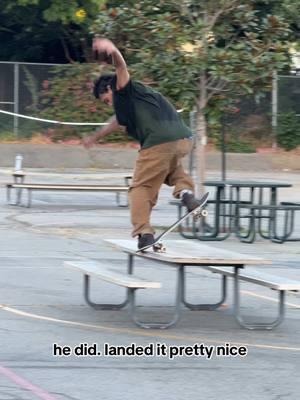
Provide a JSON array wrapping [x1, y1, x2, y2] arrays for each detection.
[[195, 74, 207, 197]]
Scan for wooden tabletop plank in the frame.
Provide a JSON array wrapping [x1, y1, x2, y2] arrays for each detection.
[[106, 239, 271, 266]]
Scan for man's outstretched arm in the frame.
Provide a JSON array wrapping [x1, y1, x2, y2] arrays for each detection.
[[93, 38, 130, 90], [82, 116, 125, 148]]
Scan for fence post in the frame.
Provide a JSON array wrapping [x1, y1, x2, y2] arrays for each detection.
[[13, 62, 20, 138]]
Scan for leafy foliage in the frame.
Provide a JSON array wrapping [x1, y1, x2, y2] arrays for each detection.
[[92, 0, 293, 158], [277, 112, 300, 150], [3, 0, 299, 151], [0, 0, 105, 62], [37, 63, 122, 142], [93, 0, 291, 112]]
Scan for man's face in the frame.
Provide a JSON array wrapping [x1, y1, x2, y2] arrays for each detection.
[[100, 87, 113, 106]]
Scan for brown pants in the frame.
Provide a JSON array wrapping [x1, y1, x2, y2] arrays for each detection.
[[129, 138, 194, 237]]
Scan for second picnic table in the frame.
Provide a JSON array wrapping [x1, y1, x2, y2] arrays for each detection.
[[177, 180, 292, 241]]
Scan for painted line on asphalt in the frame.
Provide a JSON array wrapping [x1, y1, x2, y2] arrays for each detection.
[[242, 290, 300, 308], [0, 304, 299, 352], [0, 365, 58, 400]]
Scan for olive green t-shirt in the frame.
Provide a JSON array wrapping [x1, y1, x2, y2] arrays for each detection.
[[112, 77, 192, 149]]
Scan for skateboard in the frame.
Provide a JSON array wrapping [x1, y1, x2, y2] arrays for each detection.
[[137, 192, 209, 253]]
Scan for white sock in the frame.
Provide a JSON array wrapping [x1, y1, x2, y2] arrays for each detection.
[[180, 189, 193, 199]]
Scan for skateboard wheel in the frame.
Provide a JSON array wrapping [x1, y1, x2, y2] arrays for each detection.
[[153, 243, 166, 253], [201, 209, 208, 217]]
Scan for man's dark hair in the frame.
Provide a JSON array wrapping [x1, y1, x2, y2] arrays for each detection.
[[93, 74, 115, 99]]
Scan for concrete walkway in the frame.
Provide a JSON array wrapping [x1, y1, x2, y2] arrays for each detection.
[[0, 167, 299, 400], [1, 143, 300, 171]]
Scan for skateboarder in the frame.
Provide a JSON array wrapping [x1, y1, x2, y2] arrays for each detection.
[[83, 38, 201, 249]]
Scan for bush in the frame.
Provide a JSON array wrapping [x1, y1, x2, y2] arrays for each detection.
[[277, 112, 300, 151], [37, 63, 129, 143], [210, 124, 256, 153], [224, 138, 256, 153]]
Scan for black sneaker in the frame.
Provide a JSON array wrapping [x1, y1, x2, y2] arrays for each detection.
[[138, 233, 155, 249], [181, 192, 201, 212]]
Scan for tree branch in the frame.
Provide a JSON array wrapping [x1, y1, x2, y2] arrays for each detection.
[[60, 37, 75, 63], [205, 0, 240, 34], [206, 80, 229, 102]]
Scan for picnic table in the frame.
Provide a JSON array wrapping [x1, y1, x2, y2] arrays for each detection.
[[65, 240, 300, 330], [207, 180, 292, 239], [174, 180, 293, 242], [65, 239, 300, 330]]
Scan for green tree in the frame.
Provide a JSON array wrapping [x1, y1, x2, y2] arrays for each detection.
[[0, 0, 105, 62], [93, 0, 292, 191]]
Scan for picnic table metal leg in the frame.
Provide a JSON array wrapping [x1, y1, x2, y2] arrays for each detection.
[[7, 186, 22, 206], [177, 204, 197, 239], [258, 187, 278, 240], [233, 268, 286, 329], [82, 255, 134, 310], [239, 207, 256, 243], [182, 268, 227, 310], [83, 274, 128, 310], [271, 209, 295, 243], [128, 254, 134, 274], [6, 186, 11, 204], [83, 274, 129, 310], [27, 189, 32, 207], [7, 185, 22, 206], [128, 264, 184, 329], [195, 186, 231, 241], [234, 187, 256, 243], [16, 186, 23, 206], [116, 192, 121, 206], [257, 188, 270, 239], [115, 191, 128, 207], [284, 210, 295, 239], [274, 209, 300, 242], [234, 192, 256, 243]]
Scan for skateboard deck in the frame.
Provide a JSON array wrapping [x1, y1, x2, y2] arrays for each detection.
[[137, 192, 209, 253]]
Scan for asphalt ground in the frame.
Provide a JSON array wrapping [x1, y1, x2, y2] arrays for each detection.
[[0, 167, 299, 400]]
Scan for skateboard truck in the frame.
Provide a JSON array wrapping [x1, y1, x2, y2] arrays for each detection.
[[152, 242, 166, 253], [150, 208, 207, 253], [192, 208, 208, 219]]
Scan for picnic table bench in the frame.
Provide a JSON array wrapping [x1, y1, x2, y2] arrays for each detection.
[[6, 182, 130, 207], [65, 240, 300, 330], [235, 203, 300, 243], [65, 260, 161, 326]]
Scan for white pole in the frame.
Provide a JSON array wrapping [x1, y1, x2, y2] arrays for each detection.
[[14, 154, 23, 172], [271, 70, 278, 149]]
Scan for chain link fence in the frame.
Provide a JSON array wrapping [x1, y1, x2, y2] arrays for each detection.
[[278, 74, 300, 116], [0, 61, 300, 149], [0, 62, 70, 137]]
